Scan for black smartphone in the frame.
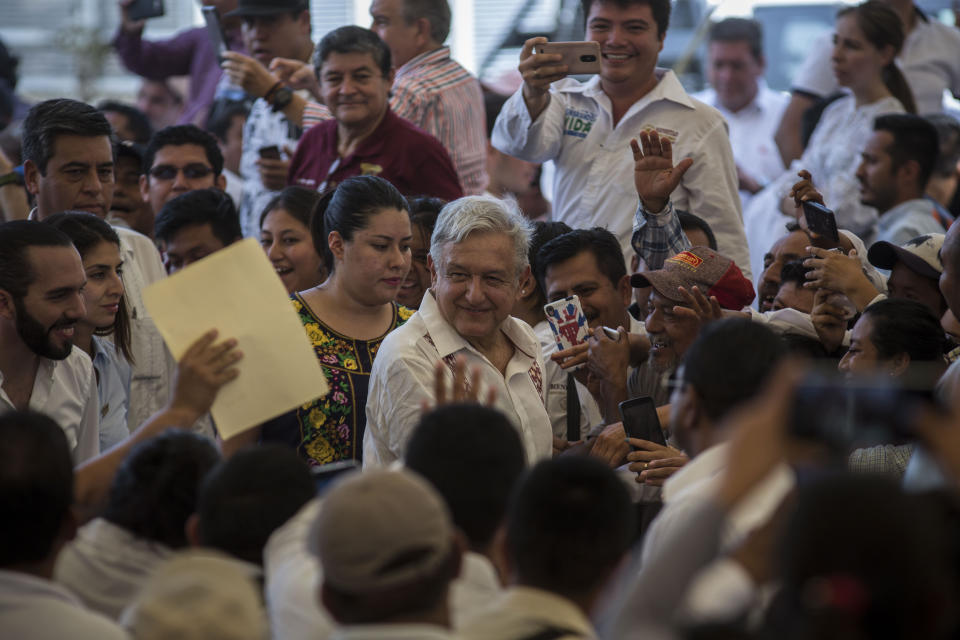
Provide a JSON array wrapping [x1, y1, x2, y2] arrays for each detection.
[[258, 145, 282, 160], [619, 396, 665, 447], [802, 200, 840, 243], [128, 0, 165, 21], [202, 5, 230, 60], [311, 460, 360, 495]]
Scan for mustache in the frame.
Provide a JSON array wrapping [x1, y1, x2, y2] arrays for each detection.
[[50, 317, 78, 330]]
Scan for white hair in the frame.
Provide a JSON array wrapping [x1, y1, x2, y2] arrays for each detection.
[[429, 195, 532, 278]]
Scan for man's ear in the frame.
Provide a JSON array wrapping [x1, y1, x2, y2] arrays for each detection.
[[889, 352, 910, 377], [897, 159, 922, 191], [185, 512, 202, 547], [516, 265, 532, 301], [23, 159, 40, 197], [139, 174, 150, 203], [215, 173, 227, 192], [0, 289, 17, 321], [616, 273, 632, 308], [428, 253, 438, 290], [415, 17, 433, 45]]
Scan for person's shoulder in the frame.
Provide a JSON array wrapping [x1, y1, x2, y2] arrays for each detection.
[[920, 13, 960, 45], [378, 310, 426, 355]]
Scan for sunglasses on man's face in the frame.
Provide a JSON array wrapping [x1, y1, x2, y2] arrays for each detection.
[[149, 164, 214, 181]]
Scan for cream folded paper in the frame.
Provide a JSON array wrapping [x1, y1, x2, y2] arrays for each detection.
[[143, 238, 329, 439]]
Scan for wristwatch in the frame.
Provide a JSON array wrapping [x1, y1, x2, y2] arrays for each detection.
[[270, 87, 294, 113], [0, 171, 22, 188]]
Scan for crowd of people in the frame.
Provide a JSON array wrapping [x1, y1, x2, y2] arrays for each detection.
[[4, 0, 960, 637]]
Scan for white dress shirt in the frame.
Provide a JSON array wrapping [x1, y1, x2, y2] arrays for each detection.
[[364, 292, 553, 468], [0, 346, 99, 464], [692, 83, 789, 206], [874, 198, 945, 247], [793, 12, 960, 115], [493, 69, 752, 280], [459, 586, 597, 640], [0, 569, 128, 639], [54, 518, 172, 620], [742, 95, 904, 279], [639, 442, 795, 622], [263, 498, 335, 640]]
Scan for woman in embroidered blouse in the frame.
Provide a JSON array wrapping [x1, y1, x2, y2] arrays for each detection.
[[45, 213, 134, 451], [232, 176, 414, 465], [744, 1, 915, 274]]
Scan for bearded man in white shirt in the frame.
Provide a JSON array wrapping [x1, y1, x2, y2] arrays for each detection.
[[492, 0, 752, 279], [364, 195, 553, 467]]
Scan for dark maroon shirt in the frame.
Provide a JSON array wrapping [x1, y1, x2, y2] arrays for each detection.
[[287, 107, 463, 201]]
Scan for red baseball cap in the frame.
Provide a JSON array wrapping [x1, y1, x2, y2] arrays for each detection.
[[630, 246, 755, 310]]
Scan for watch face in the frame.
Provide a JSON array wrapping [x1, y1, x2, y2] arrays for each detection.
[[273, 88, 293, 109]]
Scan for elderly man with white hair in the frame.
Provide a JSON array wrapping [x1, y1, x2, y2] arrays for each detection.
[[364, 195, 553, 467]]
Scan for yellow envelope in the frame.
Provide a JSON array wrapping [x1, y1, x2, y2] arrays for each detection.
[[143, 238, 329, 439]]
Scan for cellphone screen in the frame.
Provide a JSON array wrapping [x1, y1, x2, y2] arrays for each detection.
[[619, 396, 664, 446], [129, 0, 165, 21], [258, 145, 282, 160]]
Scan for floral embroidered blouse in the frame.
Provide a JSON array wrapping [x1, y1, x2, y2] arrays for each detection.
[[260, 293, 413, 465]]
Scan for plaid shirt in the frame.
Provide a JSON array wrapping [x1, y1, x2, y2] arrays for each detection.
[[631, 199, 691, 270]]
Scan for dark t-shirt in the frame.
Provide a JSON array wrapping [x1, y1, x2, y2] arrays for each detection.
[[287, 107, 464, 200]]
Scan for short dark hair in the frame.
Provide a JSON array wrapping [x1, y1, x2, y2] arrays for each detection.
[[143, 124, 224, 177], [508, 457, 635, 599], [0, 220, 74, 299], [874, 114, 939, 189], [102, 431, 220, 549], [316, 26, 392, 78], [580, 0, 671, 37], [43, 213, 133, 363], [97, 100, 154, 145], [0, 411, 74, 567], [154, 188, 242, 247], [401, 0, 451, 43], [926, 113, 960, 178], [527, 221, 574, 308], [22, 98, 113, 175], [313, 175, 409, 273], [205, 99, 250, 145], [779, 259, 812, 289], [682, 318, 786, 422], [677, 210, 718, 250], [259, 185, 325, 231], [861, 298, 945, 363], [484, 91, 508, 138], [197, 445, 315, 565], [405, 404, 526, 551], [535, 227, 626, 297], [407, 196, 445, 237], [708, 17, 763, 60]]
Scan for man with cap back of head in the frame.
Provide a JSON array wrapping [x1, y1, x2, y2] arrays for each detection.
[[310, 469, 462, 639]]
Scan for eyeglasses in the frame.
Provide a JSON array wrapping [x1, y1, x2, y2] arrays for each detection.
[[149, 164, 215, 181]]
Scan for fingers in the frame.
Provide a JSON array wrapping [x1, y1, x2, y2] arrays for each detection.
[[182, 329, 219, 360], [519, 36, 546, 61], [630, 138, 642, 163], [519, 37, 566, 87], [433, 360, 448, 406], [673, 157, 694, 181], [625, 437, 668, 454]]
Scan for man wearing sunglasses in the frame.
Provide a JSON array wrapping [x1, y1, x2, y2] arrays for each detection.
[[140, 124, 227, 219]]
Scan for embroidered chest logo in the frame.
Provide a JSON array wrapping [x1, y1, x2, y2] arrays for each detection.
[[360, 162, 383, 176], [528, 360, 543, 396], [564, 107, 597, 139]]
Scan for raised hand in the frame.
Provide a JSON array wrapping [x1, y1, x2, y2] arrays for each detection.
[[631, 130, 693, 213]]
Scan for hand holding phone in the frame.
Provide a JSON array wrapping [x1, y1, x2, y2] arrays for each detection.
[[619, 396, 665, 447], [535, 41, 601, 75], [802, 200, 840, 245], [125, 0, 164, 23], [202, 6, 230, 59]]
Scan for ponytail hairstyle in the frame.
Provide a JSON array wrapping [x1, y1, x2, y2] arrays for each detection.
[[837, 1, 917, 114], [311, 176, 410, 273], [43, 212, 134, 363]]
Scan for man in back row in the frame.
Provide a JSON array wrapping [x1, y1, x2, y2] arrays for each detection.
[[493, 0, 752, 278]]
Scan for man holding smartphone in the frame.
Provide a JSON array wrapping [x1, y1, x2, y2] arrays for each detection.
[[113, 0, 245, 127], [492, 0, 751, 280]]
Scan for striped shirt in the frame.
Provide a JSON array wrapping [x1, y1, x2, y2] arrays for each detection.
[[304, 47, 486, 195]]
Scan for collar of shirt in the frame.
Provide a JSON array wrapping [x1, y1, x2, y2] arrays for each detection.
[[558, 68, 695, 111], [336, 107, 401, 164], [662, 441, 729, 503], [418, 291, 540, 362], [494, 586, 596, 637], [876, 198, 935, 232], [0, 569, 84, 607], [332, 623, 455, 640], [460, 551, 501, 596], [397, 46, 451, 79]]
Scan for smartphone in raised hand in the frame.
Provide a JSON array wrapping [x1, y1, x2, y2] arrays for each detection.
[[128, 0, 165, 21], [535, 41, 601, 75], [202, 5, 230, 60]]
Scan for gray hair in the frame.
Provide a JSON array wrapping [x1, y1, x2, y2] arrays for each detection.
[[429, 196, 532, 278]]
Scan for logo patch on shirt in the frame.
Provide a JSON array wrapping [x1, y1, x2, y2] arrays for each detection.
[[639, 125, 679, 144], [360, 163, 383, 176], [564, 107, 597, 138]]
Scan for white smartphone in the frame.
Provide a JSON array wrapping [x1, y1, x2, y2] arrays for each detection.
[[544, 295, 590, 356]]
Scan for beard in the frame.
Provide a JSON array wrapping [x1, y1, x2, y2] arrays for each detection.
[[14, 297, 75, 360]]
